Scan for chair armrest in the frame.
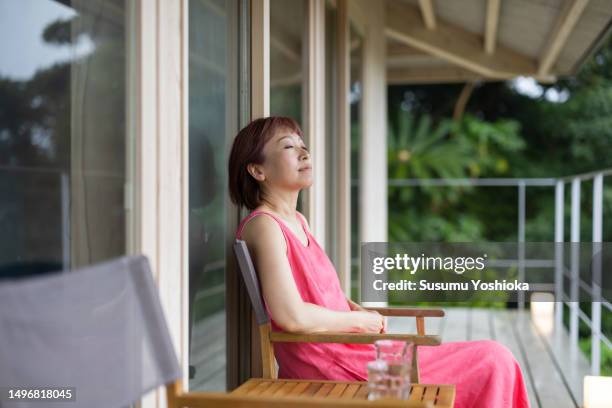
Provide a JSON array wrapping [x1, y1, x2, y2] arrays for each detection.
[[269, 331, 441, 346], [365, 307, 445, 318]]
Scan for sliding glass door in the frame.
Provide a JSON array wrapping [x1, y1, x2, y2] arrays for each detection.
[[188, 0, 242, 392], [0, 0, 131, 277]]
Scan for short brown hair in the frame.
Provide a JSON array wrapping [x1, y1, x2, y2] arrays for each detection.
[[228, 116, 303, 210]]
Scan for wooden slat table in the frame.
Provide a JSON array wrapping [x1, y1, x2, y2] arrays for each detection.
[[232, 378, 455, 407]]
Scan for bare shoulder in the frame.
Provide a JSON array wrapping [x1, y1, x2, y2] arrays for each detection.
[[241, 213, 287, 253]]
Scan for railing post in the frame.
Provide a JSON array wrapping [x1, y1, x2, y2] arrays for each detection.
[[518, 181, 526, 311], [554, 180, 564, 332], [61, 172, 70, 270], [570, 178, 581, 353], [591, 173, 603, 375]]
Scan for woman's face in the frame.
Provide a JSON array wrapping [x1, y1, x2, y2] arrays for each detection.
[[249, 129, 312, 191]]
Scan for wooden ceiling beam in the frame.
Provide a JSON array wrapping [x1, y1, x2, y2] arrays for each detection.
[[387, 66, 486, 85], [538, 0, 590, 76], [484, 0, 501, 55], [418, 0, 436, 30], [385, 0, 555, 81], [387, 66, 481, 85]]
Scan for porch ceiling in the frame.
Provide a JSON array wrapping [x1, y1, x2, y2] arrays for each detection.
[[386, 0, 612, 84]]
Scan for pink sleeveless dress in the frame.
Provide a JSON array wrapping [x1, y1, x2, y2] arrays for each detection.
[[236, 210, 530, 408]]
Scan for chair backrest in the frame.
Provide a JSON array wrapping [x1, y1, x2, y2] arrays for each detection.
[[233, 239, 278, 379], [0, 255, 181, 408], [233, 239, 270, 325]]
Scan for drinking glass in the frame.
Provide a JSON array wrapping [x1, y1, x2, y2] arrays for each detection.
[[374, 339, 413, 399]]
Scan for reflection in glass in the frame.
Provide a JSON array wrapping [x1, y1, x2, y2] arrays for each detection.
[[270, 0, 305, 123], [188, 0, 239, 392], [0, 0, 128, 278]]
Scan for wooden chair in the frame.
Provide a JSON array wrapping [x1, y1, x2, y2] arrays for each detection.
[[233, 239, 445, 384]]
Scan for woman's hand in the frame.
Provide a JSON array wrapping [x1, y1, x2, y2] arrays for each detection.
[[352, 311, 387, 333], [347, 299, 387, 333], [370, 310, 388, 333]]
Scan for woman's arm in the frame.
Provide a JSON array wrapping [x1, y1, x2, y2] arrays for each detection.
[[241, 215, 384, 334]]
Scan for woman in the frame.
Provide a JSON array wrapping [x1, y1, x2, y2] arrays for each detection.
[[229, 116, 530, 408]]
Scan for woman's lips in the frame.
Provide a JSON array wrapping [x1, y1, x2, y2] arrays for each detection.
[[299, 166, 312, 172]]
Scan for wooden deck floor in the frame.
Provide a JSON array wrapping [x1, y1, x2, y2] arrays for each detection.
[[190, 308, 590, 407], [388, 308, 590, 408]]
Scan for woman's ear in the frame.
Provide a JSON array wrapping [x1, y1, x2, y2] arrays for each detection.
[[247, 163, 266, 181]]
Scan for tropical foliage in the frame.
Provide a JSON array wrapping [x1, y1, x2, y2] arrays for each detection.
[[385, 35, 612, 374], [387, 111, 525, 242]]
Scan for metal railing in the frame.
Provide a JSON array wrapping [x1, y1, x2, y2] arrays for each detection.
[[386, 168, 612, 375], [556, 170, 612, 375]]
